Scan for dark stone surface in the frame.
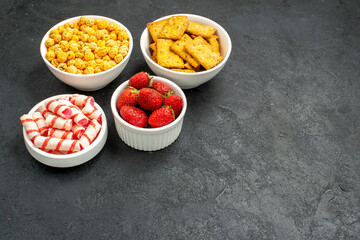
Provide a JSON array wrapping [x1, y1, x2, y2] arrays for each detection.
[[1, 0, 359, 239]]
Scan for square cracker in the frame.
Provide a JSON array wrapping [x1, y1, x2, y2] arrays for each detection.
[[186, 21, 216, 38], [150, 55, 157, 63], [170, 34, 200, 68], [206, 35, 220, 53], [184, 61, 195, 70], [184, 36, 223, 70], [157, 16, 189, 40], [147, 19, 168, 42], [157, 39, 184, 68], [149, 42, 157, 62], [171, 69, 196, 73]]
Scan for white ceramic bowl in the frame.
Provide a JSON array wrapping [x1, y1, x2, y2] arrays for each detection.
[[22, 94, 108, 168], [111, 76, 187, 151], [40, 15, 133, 91], [140, 13, 232, 89]]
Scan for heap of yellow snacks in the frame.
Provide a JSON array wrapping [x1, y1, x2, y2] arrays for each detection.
[[146, 16, 223, 73], [44, 16, 130, 74]]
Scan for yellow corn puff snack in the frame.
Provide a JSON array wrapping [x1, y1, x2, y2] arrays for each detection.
[[185, 36, 223, 70], [170, 69, 196, 73], [170, 34, 200, 68], [147, 19, 168, 42], [157, 39, 184, 68], [186, 21, 216, 38], [207, 35, 220, 53], [157, 16, 189, 40]]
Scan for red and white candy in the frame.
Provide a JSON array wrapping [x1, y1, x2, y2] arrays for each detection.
[[34, 136, 81, 153], [45, 114, 73, 131], [48, 128, 74, 140], [38, 104, 51, 118], [70, 94, 94, 108], [57, 99, 89, 127], [79, 119, 102, 149], [32, 112, 48, 136], [46, 99, 72, 119], [20, 114, 40, 141], [82, 103, 102, 121], [71, 124, 85, 139]]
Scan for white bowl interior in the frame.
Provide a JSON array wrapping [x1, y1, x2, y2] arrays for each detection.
[[40, 15, 133, 91], [23, 94, 108, 168]]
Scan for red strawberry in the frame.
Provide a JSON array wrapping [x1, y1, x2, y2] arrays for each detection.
[[120, 106, 147, 128], [163, 95, 183, 117], [148, 106, 175, 128], [128, 72, 152, 90], [138, 88, 163, 111], [152, 81, 173, 96], [116, 87, 139, 112]]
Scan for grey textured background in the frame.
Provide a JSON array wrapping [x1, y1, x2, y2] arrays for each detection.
[[1, 0, 359, 239]]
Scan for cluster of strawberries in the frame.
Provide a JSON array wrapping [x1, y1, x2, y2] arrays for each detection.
[[116, 72, 183, 128]]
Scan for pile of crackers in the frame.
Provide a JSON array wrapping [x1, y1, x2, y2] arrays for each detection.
[[147, 16, 223, 73]]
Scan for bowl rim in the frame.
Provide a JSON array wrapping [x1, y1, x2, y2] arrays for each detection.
[[23, 94, 107, 160], [140, 13, 232, 76], [111, 76, 187, 133], [40, 15, 133, 78]]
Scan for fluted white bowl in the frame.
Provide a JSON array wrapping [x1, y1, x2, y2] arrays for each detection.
[[111, 76, 187, 151]]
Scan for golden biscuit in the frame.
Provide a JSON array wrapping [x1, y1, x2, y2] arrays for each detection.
[[184, 36, 223, 70], [149, 42, 157, 54], [206, 35, 220, 53], [186, 21, 216, 38], [157, 39, 184, 68], [157, 16, 189, 40], [150, 55, 157, 63], [170, 34, 200, 68], [184, 61, 194, 70], [147, 19, 168, 42], [170, 68, 196, 73], [149, 42, 157, 62]]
